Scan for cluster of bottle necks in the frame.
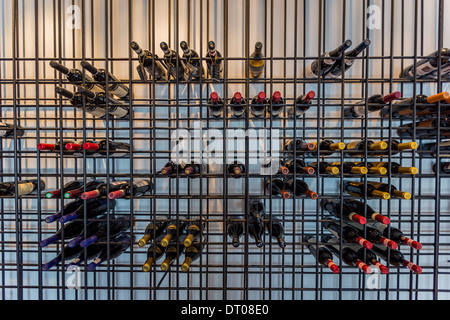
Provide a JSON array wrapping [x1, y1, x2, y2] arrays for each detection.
[[305, 199, 423, 275]]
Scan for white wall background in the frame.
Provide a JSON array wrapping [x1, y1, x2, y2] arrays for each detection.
[[0, 0, 449, 300]]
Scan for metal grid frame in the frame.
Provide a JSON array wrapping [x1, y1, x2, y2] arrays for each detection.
[[0, 0, 449, 300]]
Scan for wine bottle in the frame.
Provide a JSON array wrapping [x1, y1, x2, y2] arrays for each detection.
[[353, 246, 389, 274], [250, 92, 268, 117], [42, 244, 85, 271], [227, 161, 246, 178], [359, 162, 388, 175], [160, 241, 185, 271], [384, 92, 449, 119], [371, 245, 422, 274], [308, 140, 346, 156], [230, 92, 247, 118], [269, 91, 284, 117], [49, 60, 104, 93], [326, 39, 371, 78], [81, 180, 130, 200], [65, 243, 106, 269], [77, 87, 129, 119], [181, 238, 205, 272], [289, 91, 315, 118], [208, 92, 224, 118], [427, 60, 450, 80], [55, 86, 108, 118], [249, 41, 265, 78], [80, 216, 132, 248], [40, 220, 85, 247], [58, 199, 113, 224], [344, 140, 388, 157], [308, 161, 340, 175], [264, 215, 286, 248], [400, 48, 450, 80], [44, 199, 85, 223], [419, 140, 450, 158], [183, 217, 206, 248], [45, 180, 84, 199], [369, 162, 418, 175], [160, 161, 184, 176], [343, 180, 391, 200], [284, 157, 315, 175], [37, 140, 83, 156], [183, 162, 206, 177], [322, 219, 373, 249], [321, 235, 372, 274], [82, 139, 131, 157], [80, 60, 130, 100], [284, 139, 315, 152], [249, 200, 264, 223], [107, 179, 153, 200], [433, 161, 450, 174], [160, 42, 185, 81], [130, 41, 167, 81], [345, 221, 398, 249], [138, 218, 169, 247], [142, 241, 166, 272], [367, 181, 411, 200], [0, 122, 25, 138], [377, 140, 419, 156], [331, 162, 368, 175], [180, 41, 204, 81], [86, 233, 132, 271], [343, 199, 390, 225], [160, 220, 187, 247], [286, 178, 318, 199], [305, 40, 352, 78], [344, 91, 402, 119], [320, 199, 367, 225], [205, 41, 223, 81], [0, 179, 45, 197], [397, 117, 450, 139], [248, 213, 264, 248], [68, 218, 108, 248], [265, 178, 291, 199], [365, 220, 422, 250], [303, 235, 340, 273], [227, 216, 244, 248], [63, 180, 105, 199]]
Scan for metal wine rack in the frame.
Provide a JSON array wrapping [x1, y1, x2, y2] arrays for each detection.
[[0, 0, 449, 300]]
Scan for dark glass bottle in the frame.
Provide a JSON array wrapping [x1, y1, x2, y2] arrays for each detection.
[[343, 199, 390, 225], [160, 241, 185, 271], [371, 245, 422, 274], [264, 215, 286, 248], [65, 243, 106, 269], [309, 161, 340, 175], [230, 92, 247, 118], [160, 220, 187, 247], [227, 216, 244, 248], [433, 161, 450, 174], [367, 181, 411, 200], [55, 86, 108, 118], [130, 41, 167, 81], [304, 235, 340, 273], [86, 233, 133, 271], [320, 199, 367, 225], [265, 178, 291, 199], [80, 216, 132, 248], [0, 122, 25, 138], [286, 178, 318, 199], [44, 199, 85, 223], [49, 60, 104, 93], [180, 41, 204, 81], [80, 60, 130, 99], [160, 41, 185, 80], [205, 41, 223, 81], [81, 180, 130, 200], [400, 48, 450, 80], [63, 180, 105, 199], [331, 161, 368, 175], [269, 91, 284, 117], [326, 39, 371, 78], [309, 140, 346, 156], [58, 199, 113, 224], [305, 40, 352, 78], [250, 92, 268, 117], [138, 218, 169, 247], [181, 238, 205, 272], [249, 41, 265, 78], [227, 161, 246, 178], [346, 221, 398, 249], [142, 241, 166, 272], [322, 220, 373, 249], [77, 86, 129, 119], [183, 162, 206, 178], [397, 117, 450, 139], [249, 200, 265, 223], [369, 162, 418, 175], [284, 157, 315, 175], [160, 161, 184, 176], [40, 220, 85, 247], [68, 218, 108, 248], [37, 139, 83, 156], [82, 139, 131, 157], [208, 92, 224, 118], [344, 140, 388, 157], [419, 140, 450, 158], [184, 217, 206, 248], [344, 91, 402, 118], [108, 179, 153, 200], [366, 220, 422, 250], [45, 180, 84, 199], [353, 246, 389, 274], [343, 180, 391, 200], [0, 179, 45, 197], [289, 91, 315, 118], [42, 244, 84, 271], [385, 92, 449, 119], [248, 214, 264, 248]]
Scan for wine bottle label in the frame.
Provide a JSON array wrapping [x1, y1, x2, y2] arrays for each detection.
[[133, 180, 151, 188], [86, 106, 107, 118], [0, 129, 7, 137], [109, 106, 129, 118], [370, 220, 386, 232], [93, 258, 101, 264], [352, 105, 367, 117], [305, 63, 317, 79], [109, 84, 128, 98], [111, 181, 129, 187], [408, 61, 436, 77], [17, 182, 35, 195]]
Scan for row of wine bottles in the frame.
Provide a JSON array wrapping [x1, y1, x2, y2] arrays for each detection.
[[400, 48, 450, 80]]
